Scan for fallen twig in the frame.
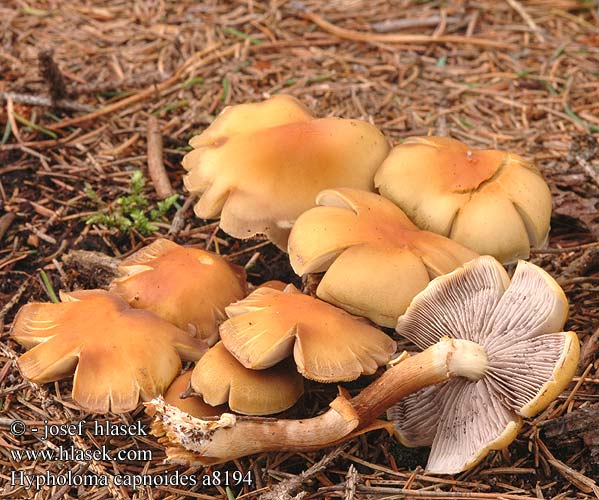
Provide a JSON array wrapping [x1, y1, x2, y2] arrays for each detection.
[[260, 445, 348, 500], [371, 15, 461, 32], [147, 116, 174, 198], [46, 44, 233, 130], [301, 11, 515, 49], [0, 212, 16, 242], [168, 194, 196, 236], [38, 49, 67, 103], [6, 96, 22, 142], [0, 91, 94, 112], [61, 249, 120, 288], [581, 327, 599, 371], [506, 0, 546, 42], [343, 464, 359, 500]]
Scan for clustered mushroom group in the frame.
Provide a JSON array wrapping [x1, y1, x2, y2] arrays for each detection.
[[11, 95, 579, 475]]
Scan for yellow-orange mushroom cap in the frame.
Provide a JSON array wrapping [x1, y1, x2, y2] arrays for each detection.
[[109, 238, 247, 345], [182, 95, 389, 249], [288, 188, 478, 327], [191, 342, 303, 416], [11, 290, 208, 413], [162, 371, 228, 419], [189, 94, 313, 149], [220, 284, 396, 382], [375, 136, 552, 263]]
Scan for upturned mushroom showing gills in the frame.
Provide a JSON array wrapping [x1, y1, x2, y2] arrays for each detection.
[[11, 290, 208, 413], [190, 342, 303, 415], [375, 136, 552, 263], [388, 256, 579, 473], [109, 238, 247, 345], [219, 283, 397, 382], [147, 257, 578, 472], [181, 95, 389, 249], [288, 188, 478, 327]]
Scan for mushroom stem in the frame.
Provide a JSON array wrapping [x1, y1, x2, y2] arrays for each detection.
[[149, 337, 489, 464], [351, 337, 488, 422], [149, 395, 361, 464]]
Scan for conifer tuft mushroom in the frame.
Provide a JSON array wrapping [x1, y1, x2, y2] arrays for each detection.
[[375, 136, 552, 263], [159, 371, 227, 419], [11, 290, 208, 413], [182, 95, 389, 249], [220, 283, 397, 382], [190, 342, 304, 416], [109, 238, 246, 345], [288, 188, 478, 327], [389, 256, 579, 473]]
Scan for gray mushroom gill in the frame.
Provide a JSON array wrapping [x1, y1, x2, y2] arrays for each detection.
[[148, 256, 579, 475]]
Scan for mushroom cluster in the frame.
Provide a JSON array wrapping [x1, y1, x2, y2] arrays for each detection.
[[10, 95, 578, 476], [148, 257, 577, 470], [11, 240, 246, 413]]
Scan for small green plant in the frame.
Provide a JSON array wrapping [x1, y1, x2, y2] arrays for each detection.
[[85, 170, 180, 236]]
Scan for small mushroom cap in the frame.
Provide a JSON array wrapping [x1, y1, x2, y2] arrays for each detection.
[[109, 238, 247, 345], [288, 188, 478, 327], [375, 136, 552, 263], [163, 371, 228, 418], [182, 96, 389, 249], [191, 342, 303, 416], [388, 256, 579, 474], [220, 284, 396, 382], [11, 290, 208, 413]]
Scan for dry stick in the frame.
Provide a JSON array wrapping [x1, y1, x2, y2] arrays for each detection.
[[61, 249, 120, 282], [68, 72, 163, 96], [343, 464, 359, 500], [531, 241, 599, 254], [371, 16, 461, 32], [301, 11, 515, 49], [47, 44, 232, 130], [100, 132, 140, 156], [0, 125, 106, 152], [505, 0, 546, 43], [6, 96, 21, 143], [550, 363, 593, 419], [0, 92, 95, 112], [168, 194, 196, 236], [547, 458, 599, 495], [581, 327, 599, 369], [38, 49, 67, 103], [147, 116, 174, 198], [259, 445, 348, 500], [0, 212, 16, 242]]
